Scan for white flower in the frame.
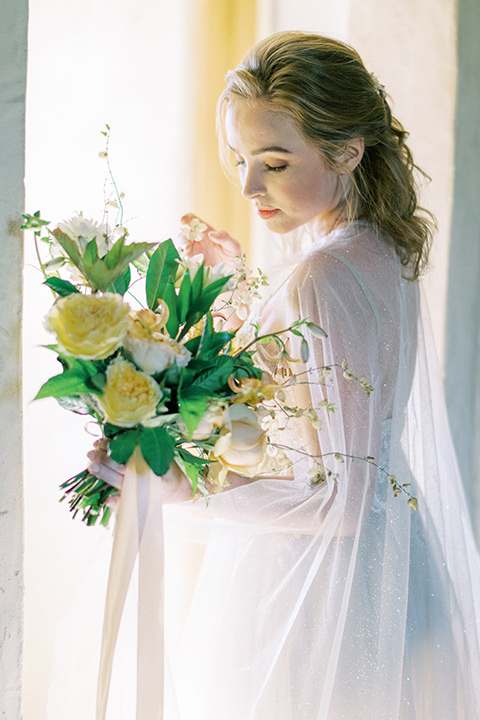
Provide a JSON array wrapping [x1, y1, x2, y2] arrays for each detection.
[[179, 217, 207, 243], [176, 255, 233, 291], [57, 215, 113, 258], [204, 261, 234, 289], [175, 254, 204, 285], [211, 404, 267, 477], [124, 332, 192, 375]]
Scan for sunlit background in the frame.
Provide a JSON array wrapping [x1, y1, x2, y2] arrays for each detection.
[[20, 0, 480, 716]]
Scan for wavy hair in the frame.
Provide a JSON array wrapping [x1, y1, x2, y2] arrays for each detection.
[[217, 31, 435, 278]]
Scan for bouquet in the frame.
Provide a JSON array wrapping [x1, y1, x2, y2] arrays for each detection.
[[24, 209, 344, 526]]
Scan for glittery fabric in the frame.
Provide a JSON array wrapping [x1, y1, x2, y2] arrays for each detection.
[[47, 222, 480, 720], [165, 222, 480, 719]]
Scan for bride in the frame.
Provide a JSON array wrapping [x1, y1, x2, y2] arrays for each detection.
[[86, 31, 480, 719]]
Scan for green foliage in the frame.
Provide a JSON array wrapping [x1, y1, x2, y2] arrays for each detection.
[[146, 239, 180, 310], [109, 429, 141, 465], [178, 275, 231, 340], [196, 312, 235, 360], [140, 427, 175, 476], [21, 211, 50, 230], [107, 266, 131, 295], [35, 368, 99, 399], [178, 355, 235, 435], [44, 277, 80, 297], [52, 228, 155, 292]]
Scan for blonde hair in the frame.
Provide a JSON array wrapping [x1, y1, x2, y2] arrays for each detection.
[[217, 31, 435, 279]]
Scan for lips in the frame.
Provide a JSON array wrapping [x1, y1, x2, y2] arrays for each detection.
[[256, 207, 280, 220]]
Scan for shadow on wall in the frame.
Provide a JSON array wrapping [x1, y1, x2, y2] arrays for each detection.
[[444, 0, 480, 540]]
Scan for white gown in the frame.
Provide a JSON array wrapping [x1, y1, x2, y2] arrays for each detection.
[[48, 222, 480, 719]]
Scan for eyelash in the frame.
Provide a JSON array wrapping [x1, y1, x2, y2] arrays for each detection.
[[234, 160, 288, 172], [265, 164, 287, 172]]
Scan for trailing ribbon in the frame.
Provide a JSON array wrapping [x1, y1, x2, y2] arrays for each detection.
[[96, 447, 165, 719]]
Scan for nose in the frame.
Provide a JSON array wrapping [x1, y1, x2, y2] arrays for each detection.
[[241, 167, 266, 200]]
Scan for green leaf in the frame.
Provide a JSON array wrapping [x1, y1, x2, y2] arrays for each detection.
[[163, 280, 180, 338], [196, 312, 234, 359], [182, 460, 200, 494], [190, 264, 204, 303], [34, 369, 99, 400], [43, 277, 80, 297], [52, 228, 155, 292], [87, 373, 106, 392], [83, 238, 99, 266], [178, 391, 210, 436], [177, 269, 192, 325], [182, 355, 235, 394], [179, 275, 231, 339], [67, 357, 106, 377], [51, 228, 83, 268], [21, 211, 50, 230], [146, 239, 180, 310], [107, 266, 131, 295], [140, 427, 175, 476], [84, 237, 156, 292], [178, 355, 235, 434], [177, 447, 210, 466], [109, 429, 141, 465]]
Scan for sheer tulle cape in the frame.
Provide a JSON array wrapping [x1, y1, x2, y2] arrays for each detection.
[[164, 222, 480, 719], [47, 222, 480, 719]]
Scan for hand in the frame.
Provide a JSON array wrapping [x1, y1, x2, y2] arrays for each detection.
[[87, 438, 193, 505], [179, 213, 242, 271]]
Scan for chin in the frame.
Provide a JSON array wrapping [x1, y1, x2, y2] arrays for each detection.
[[265, 216, 302, 234]]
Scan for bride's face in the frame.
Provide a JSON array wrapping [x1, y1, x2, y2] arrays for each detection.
[[225, 98, 345, 235]]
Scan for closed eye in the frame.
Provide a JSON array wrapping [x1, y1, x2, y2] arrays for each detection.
[[265, 163, 288, 172]]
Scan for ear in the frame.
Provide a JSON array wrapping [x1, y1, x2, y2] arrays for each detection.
[[338, 138, 364, 172]]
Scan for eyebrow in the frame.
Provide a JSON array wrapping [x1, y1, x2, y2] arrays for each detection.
[[229, 144, 292, 156]]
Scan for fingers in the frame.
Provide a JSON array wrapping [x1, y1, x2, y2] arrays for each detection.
[[105, 494, 121, 510], [87, 447, 125, 490]]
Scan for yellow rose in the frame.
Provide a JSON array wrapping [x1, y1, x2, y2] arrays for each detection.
[[212, 404, 267, 477], [98, 357, 162, 427], [45, 292, 129, 360]]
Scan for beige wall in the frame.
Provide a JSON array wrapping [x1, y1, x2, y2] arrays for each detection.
[[0, 1, 27, 716]]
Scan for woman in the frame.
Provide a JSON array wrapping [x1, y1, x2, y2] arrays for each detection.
[[90, 32, 480, 719]]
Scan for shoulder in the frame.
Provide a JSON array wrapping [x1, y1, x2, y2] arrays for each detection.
[[291, 223, 399, 295]]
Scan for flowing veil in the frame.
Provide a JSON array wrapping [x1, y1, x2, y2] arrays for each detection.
[[164, 221, 480, 719], [48, 221, 480, 719]]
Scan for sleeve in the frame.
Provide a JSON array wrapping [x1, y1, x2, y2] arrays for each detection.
[[197, 249, 384, 537]]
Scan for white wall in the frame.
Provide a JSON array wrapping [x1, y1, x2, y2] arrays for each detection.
[[0, 1, 27, 717]]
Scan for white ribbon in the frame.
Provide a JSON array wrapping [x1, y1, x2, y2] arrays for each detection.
[[96, 447, 165, 720]]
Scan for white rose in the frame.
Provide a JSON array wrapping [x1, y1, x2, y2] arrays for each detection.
[[124, 332, 191, 375], [212, 404, 267, 477]]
